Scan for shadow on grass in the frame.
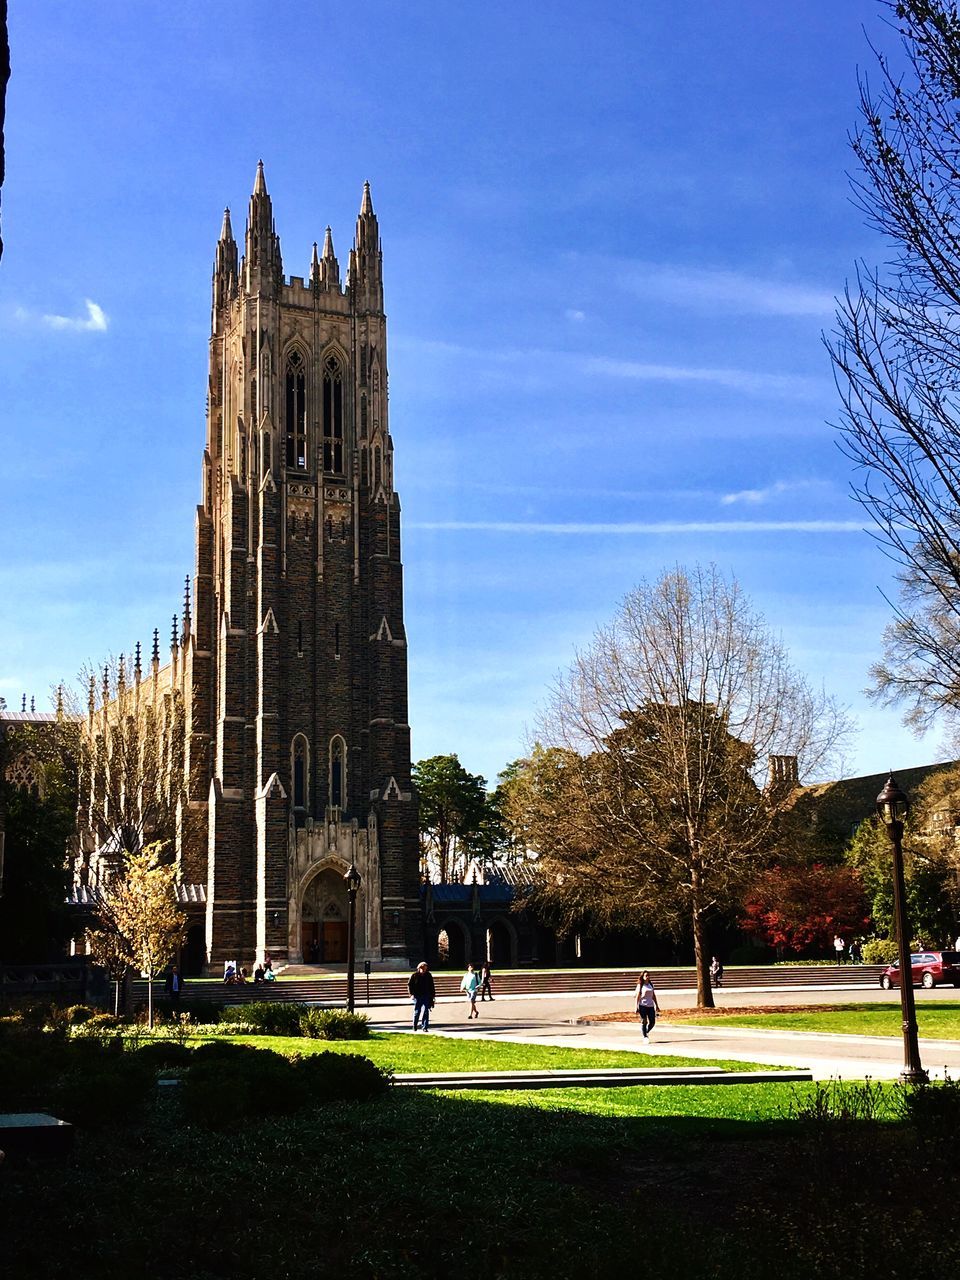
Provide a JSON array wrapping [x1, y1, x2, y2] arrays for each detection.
[[3, 1081, 959, 1280]]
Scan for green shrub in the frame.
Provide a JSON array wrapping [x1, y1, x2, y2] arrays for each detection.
[[77, 1012, 124, 1034], [899, 1077, 960, 1165], [181, 1043, 309, 1127], [293, 1050, 390, 1101], [300, 1009, 370, 1040], [63, 1004, 97, 1025], [862, 938, 898, 965], [171, 998, 225, 1022], [133, 1041, 193, 1070], [218, 1001, 307, 1036], [55, 1053, 155, 1126]]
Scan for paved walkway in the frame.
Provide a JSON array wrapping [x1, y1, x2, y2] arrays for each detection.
[[369, 989, 960, 1081]]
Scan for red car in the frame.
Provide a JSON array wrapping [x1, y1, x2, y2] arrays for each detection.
[[880, 950, 960, 990]]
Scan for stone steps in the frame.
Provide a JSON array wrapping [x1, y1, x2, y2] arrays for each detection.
[[132, 964, 885, 1006]]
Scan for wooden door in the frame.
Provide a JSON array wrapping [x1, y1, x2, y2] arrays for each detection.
[[322, 921, 348, 963]]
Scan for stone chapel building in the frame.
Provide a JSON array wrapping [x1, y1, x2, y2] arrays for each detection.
[[72, 165, 421, 971]]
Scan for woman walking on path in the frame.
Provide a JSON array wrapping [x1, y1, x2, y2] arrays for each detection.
[[460, 963, 481, 1019], [634, 970, 661, 1040], [479, 961, 494, 1001]]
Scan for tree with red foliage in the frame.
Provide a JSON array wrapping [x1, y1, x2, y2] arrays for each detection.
[[742, 864, 870, 956]]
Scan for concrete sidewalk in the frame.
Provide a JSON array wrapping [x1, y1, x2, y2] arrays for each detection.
[[370, 989, 960, 1080]]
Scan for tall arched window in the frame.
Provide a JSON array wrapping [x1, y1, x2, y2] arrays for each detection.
[[285, 350, 307, 469], [292, 735, 309, 810], [322, 355, 344, 474], [330, 736, 346, 809]]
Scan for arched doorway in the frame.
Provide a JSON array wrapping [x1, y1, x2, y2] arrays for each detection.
[[436, 918, 469, 968], [183, 924, 206, 977], [486, 918, 516, 967], [301, 868, 350, 963]]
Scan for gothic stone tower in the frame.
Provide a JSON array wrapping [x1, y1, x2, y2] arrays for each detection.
[[180, 163, 420, 968]]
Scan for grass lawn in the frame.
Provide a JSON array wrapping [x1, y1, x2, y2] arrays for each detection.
[[678, 1000, 960, 1038], [8, 1021, 960, 1278], [202, 1030, 770, 1075], [5, 1070, 959, 1279]]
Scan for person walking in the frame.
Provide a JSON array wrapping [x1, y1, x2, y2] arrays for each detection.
[[408, 962, 436, 1032], [460, 963, 480, 1019], [833, 935, 845, 964], [479, 960, 494, 1001], [634, 970, 661, 1040], [710, 955, 723, 988]]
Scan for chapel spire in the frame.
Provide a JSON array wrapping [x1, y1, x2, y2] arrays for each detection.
[[212, 206, 239, 322], [349, 180, 382, 311], [243, 160, 282, 296]]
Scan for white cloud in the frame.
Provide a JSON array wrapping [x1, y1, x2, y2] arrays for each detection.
[[565, 308, 586, 322], [583, 356, 818, 399], [409, 519, 862, 534], [41, 299, 109, 333], [617, 262, 836, 318], [720, 479, 831, 506]]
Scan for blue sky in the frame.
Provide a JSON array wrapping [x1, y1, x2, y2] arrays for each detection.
[[0, 1, 944, 788]]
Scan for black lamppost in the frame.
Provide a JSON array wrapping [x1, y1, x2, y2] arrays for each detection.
[[344, 863, 362, 1013], [876, 773, 929, 1085]]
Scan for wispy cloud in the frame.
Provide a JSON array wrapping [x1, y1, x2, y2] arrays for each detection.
[[720, 479, 832, 506], [409, 520, 862, 535], [12, 300, 110, 335], [395, 335, 818, 401], [583, 356, 818, 399], [616, 262, 836, 318]]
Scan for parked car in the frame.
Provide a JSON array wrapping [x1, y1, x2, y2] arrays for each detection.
[[879, 951, 960, 990]]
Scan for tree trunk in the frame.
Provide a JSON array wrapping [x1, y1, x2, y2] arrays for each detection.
[[147, 964, 154, 1030], [691, 895, 715, 1009]]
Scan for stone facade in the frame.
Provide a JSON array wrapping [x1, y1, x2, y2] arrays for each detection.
[[76, 167, 421, 969]]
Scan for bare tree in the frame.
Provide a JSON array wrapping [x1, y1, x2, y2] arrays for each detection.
[[831, 0, 960, 732], [531, 566, 850, 1006]]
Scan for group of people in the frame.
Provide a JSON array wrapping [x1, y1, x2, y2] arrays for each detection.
[[223, 957, 277, 985], [832, 936, 864, 965], [407, 960, 495, 1031]]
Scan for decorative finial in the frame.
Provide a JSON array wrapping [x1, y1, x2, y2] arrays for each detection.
[[171, 614, 179, 651], [30, 695, 35, 713], [102, 666, 109, 699], [117, 655, 126, 694], [152, 628, 160, 665], [21, 693, 26, 712], [360, 180, 374, 216], [220, 207, 234, 242], [134, 641, 142, 681], [88, 674, 96, 714], [253, 159, 267, 196], [322, 226, 335, 259], [182, 576, 192, 641], [56, 683, 64, 717]]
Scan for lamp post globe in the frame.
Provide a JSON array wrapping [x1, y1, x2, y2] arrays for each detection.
[[876, 772, 928, 1086], [344, 863, 362, 1013]]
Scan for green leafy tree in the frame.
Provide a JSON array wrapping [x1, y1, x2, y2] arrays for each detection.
[[412, 754, 489, 883], [90, 843, 186, 1028], [0, 723, 75, 962], [847, 816, 956, 949], [531, 566, 849, 1006]]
